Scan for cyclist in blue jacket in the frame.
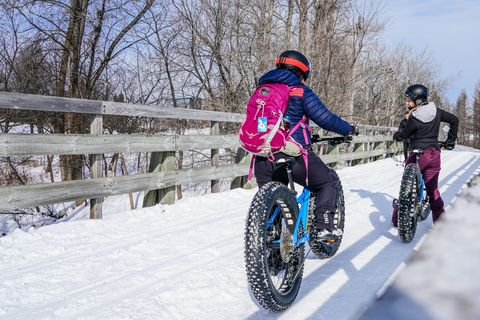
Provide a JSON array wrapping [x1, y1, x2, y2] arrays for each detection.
[[254, 50, 358, 242]]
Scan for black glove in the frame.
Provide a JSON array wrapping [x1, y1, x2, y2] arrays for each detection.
[[349, 123, 359, 136], [393, 131, 400, 141], [444, 139, 455, 150]]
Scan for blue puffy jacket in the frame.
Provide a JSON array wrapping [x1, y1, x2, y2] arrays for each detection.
[[258, 69, 351, 145]]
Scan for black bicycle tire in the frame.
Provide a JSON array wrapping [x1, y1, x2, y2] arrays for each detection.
[[244, 181, 305, 312], [308, 170, 346, 259], [398, 163, 421, 243]]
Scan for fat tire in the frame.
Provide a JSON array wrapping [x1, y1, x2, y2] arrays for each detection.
[[398, 163, 421, 243], [308, 170, 346, 259], [244, 181, 304, 312]]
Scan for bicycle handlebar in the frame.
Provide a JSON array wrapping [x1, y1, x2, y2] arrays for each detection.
[[311, 134, 353, 145]]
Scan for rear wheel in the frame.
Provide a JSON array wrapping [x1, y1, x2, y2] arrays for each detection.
[[244, 181, 304, 312], [397, 163, 421, 243], [308, 170, 345, 259]]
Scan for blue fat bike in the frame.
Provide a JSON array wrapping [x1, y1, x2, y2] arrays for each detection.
[[244, 135, 351, 311], [395, 140, 431, 243]]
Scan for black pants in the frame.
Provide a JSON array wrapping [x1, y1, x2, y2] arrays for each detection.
[[254, 150, 339, 229]]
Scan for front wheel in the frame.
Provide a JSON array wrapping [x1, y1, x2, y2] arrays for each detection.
[[397, 163, 421, 242], [308, 170, 346, 259], [244, 181, 305, 312]]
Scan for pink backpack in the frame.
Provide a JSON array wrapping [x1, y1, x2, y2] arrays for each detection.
[[238, 83, 311, 181], [239, 83, 306, 157]]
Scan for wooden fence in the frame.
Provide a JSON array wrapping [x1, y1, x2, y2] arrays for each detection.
[[0, 92, 400, 218]]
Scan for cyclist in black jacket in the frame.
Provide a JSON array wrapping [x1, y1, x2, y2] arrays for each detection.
[[392, 84, 459, 224]]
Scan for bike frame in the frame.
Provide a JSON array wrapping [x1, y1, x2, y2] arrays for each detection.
[[415, 153, 426, 204], [268, 135, 352, 249], [267, 187, 311, 248], [404, 140, 426, 204]]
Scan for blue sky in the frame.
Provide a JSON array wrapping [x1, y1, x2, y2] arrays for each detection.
[[383, 0, 480, 103]]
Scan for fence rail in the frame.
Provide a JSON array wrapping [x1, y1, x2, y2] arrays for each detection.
[[0, 92, 400, 217]]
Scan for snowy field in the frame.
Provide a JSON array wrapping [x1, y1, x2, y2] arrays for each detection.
[[0, 145, 479, 320]]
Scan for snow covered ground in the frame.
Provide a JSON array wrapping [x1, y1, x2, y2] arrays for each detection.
[[0, 145, 479, 320]]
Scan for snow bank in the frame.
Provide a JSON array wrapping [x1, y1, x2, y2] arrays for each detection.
[[359, 172, 480, 320]]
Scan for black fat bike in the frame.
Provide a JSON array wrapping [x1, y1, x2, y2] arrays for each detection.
[[395, 140, 431, 243]]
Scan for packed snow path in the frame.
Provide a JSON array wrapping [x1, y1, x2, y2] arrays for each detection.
[[1, 146, 479, 320]]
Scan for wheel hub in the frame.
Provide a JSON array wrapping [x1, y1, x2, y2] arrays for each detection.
[[280, 228, 294, 262]]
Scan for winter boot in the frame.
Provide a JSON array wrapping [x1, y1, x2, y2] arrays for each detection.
[[391, 199, 398, 227], [315, 228, 343, 243]]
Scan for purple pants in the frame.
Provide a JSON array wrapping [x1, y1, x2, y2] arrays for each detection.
[[392, 148, 444, 224], [254, 150, 339, 229]]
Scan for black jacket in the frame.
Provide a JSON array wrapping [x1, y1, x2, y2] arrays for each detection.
[[393, 102, 459, 150]]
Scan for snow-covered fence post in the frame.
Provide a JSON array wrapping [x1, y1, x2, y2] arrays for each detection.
[[90, 113, 103, 219]]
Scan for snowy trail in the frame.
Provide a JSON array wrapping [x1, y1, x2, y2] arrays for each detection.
[[1, 146, 479, 320]]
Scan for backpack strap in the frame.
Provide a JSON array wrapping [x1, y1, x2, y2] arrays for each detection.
[[286, 116, 309, 140], [248, 155, 255, 180], [289, 87, 304, 97], [285, 116, 312, 186]]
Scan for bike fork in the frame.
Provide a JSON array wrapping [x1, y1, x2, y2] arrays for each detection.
[[419, 176, 425, 203]]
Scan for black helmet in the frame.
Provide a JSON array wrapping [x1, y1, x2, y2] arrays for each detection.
[[276, 50, 310, 80], [404, 84, 428, 105]]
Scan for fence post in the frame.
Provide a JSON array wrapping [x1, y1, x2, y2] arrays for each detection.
[[373, 130, 383, 161], [386, 139, 394, 158], [143, 150, 176, 207], [211, 121, 220, 193], [352, 141, 364, 166], [230, 149, 256, 189], [90, 114, 103, 219], [326, 143, 339, 169]]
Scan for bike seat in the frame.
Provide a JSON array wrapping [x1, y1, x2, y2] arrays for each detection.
[[274, 157, 296, 169], [412, 149, 424, 155]]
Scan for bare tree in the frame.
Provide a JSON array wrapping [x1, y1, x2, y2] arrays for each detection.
[[455, 90, 468, 145]]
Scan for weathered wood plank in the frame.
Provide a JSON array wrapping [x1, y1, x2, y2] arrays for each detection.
[[0, 92, 103, 114], [350, 135, 394, 143], [358, 124, 396, 131], [0, 163, 250, 211], [320, 147, 398, 164], [0, 171, 174, 211], [0, 133, 240, 156], [103, 101, 245, 122], [0, 92, 246, 122], [176, 134, 241, 150], [1, 133, 396, 157], [176, 163, 250, 185], [0, 133, 176, 156]]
